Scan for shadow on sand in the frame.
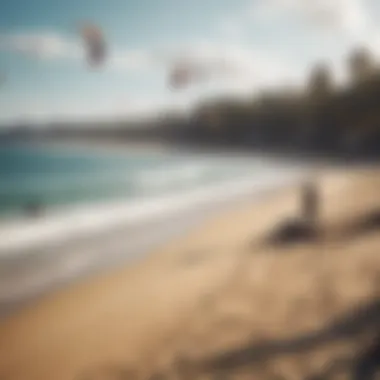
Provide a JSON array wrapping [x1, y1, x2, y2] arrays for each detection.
[[74, 299, 380, 380], [194, 298, 380, 379], [263, 208, 380, 248], [75, 201, 380, 379]]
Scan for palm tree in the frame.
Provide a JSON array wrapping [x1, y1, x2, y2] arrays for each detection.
[[307, 62, 334, 100], [298, 61, 335, 150], [348, 46, 376, 86]]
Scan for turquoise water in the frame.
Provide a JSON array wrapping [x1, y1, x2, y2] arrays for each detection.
[[0, 143, 272, 217]]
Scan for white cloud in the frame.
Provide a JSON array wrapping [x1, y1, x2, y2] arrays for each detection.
[[0, 28, 304, 125], [100, 36, 301, 112], [250, 0, 372, 39], [216, 17, 245, 40], [0, 31, 164, 81], [299, 0, 369, 38], [151, 40, 298, 86], [0, 30, 288, 75], [0, 32, 81, 60], [213, 0, 379, 91], [0, 30, 297, 90], [110, 50, 154, 71]]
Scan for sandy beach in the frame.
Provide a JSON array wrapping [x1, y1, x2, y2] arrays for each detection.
[[0, 167, 380, 380]]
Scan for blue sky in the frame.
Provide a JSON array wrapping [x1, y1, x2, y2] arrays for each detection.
[[0, 0, 379, 126]]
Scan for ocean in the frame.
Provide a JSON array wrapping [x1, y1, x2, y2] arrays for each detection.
[[0, 142, 303, 218], [0, 142, 308, 306]]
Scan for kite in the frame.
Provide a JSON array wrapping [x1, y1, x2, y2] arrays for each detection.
[[79, 23, 107, 67], [167, 56, 241, 91], [168, 65, 193, 89], [168, 62, 212, 90]]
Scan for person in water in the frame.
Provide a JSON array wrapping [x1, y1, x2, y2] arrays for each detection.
[[25, 201, 43, 217]]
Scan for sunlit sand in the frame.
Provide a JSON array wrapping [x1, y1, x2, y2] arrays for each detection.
[[0, 168, 379, 380]]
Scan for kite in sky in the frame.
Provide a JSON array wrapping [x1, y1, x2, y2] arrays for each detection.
[[168, 63, 206, 90], [80, 23, 107, 68], [167, 58, 238, 91]]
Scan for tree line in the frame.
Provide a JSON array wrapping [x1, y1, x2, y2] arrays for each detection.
[[166, 45, 380, 158]]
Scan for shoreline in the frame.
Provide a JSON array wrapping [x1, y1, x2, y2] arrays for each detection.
[[0, 169, 307, 256], [0, 142, 311, 318], [0, 139, 310, 226], [2, 136, 339, 165], [0, 168, 307, 319], [1, 167, 379, 380]]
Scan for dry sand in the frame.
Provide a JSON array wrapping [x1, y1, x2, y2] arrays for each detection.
[[0, 168, 380, 380]]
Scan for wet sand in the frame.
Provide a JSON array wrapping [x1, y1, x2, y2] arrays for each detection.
[[0, 168, 380, 380], [0, 169, 305, 318]]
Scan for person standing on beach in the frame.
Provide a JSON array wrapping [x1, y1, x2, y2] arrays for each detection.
[[302, 181, 319, 227]]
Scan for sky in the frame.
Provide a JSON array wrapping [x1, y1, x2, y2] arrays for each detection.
[[0, 0, 380, 127]]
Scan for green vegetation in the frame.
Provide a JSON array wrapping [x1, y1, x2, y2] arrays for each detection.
[[181, 45, 380, 157]]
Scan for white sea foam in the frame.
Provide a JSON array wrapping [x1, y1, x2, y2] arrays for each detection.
[[0, 167, 307, 256], [134, 163, 210, 191]]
